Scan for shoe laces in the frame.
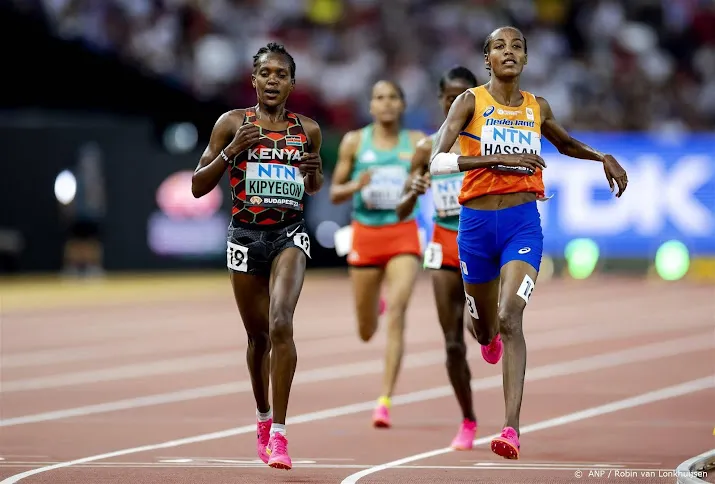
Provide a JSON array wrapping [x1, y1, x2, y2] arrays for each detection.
[[271, 433, 287, 454], [502, 427, 518, 440]]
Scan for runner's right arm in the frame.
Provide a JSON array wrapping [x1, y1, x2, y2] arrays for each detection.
[[192, 110, 259, 198], [330, 130, 371, 205]]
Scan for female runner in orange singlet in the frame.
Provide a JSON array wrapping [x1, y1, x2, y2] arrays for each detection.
[[429, 27, 628, 459]]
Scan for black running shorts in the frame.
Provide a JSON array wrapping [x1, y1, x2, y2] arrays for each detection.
[[226, 220, 311, 277]]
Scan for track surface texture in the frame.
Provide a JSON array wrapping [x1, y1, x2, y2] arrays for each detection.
[[0, 270, 713, 483]]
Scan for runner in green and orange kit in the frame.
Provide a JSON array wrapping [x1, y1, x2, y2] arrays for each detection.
[[396, 66, 480, 450]]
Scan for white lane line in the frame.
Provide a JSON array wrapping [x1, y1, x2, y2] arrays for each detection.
[[0, 340, 709, 482], [0, 348, 446, 422], [3, 304, 707, 391], [340, 377, 714, 483], [1, 331, 430, 391], [2, 325, 710, 426], [1, 288, 693, 370], [1, 353, 242, 392]]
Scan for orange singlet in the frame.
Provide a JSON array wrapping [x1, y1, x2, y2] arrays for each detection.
[[458, 85, 545, 204]]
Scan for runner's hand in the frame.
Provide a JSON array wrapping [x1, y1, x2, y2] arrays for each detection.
[[299, 153, 321, 175], [602, 154, 627, 198], [225, 123, 261, 157], [356, 170, 372, 189], [493, 154, 546, 174], [410, 173, 430, 195]]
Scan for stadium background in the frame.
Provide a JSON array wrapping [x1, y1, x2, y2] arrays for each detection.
[[0, 0, 714, 281]]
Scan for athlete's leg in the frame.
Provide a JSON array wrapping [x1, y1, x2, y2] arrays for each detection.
[[231, 272, 271, 412], [264, 246, 307, 470], [381, 254, 420, 399], [367, 253, 419, 428], [459, 246, 501, 362], [268, 247, 307, 426], [229, 270, 271, 462], [348, 266, 385, 342], [457, 206, 504, 364], [461, 277, 500, 344], [432, 268, 475, 421], [489, 201, 544, 460], [488, 260, 537, 460], [432, 267, 479, 450], [497, 260, 537, 434]]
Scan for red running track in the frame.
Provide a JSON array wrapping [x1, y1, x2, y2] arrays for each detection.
[[0, 272, 712, 483]]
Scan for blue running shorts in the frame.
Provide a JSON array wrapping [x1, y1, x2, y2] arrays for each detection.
[[457, 201, 544, 284]]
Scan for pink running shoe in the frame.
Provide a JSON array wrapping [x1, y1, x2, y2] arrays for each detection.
[[481, 333, 503, 364], [256, 418, 272, 463], [378, 297, 386, 316], [450, 419, 477, 450], [372, 403, 391, 428], [491, 426, 520, 459], [266, 433, 292, 469]]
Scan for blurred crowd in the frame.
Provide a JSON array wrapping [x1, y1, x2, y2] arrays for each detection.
[[15, 0, 715, 133]]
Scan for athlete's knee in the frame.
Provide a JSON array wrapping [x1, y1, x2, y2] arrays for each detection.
[[497, 305, 524, 339], [247, 330, 270, 349], [445, 338, 466, 364], [386, 300, 407, 323], [269, 305, 295, 345], [357, 318, 377, 342], [355, 307, 378, 342], [385, 304, 407, 338], [465, 299, 498, 346], [475, 327, 498, 346]]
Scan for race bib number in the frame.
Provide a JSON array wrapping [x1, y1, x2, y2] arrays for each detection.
[[423, 242, 443, 269], [292, 231, 311, 258], [465, 292, 478, 319], [480, 125, 542, 159], [245, 162, 304, 210], [227, 241, 248, 272], [431, 173, 463, 217], [360, 166, 408, 210], [516, 273, 535, 304]]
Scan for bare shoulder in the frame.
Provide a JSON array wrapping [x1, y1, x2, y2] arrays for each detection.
[[214, 109, 246, 131], [339, 129, 363, 149], [448, 90, 476, 121], [295, 113, 320, 133], [225, 109, 248, 122], [295, 113, 322, 146], [535, 96, 551, 111], [458, 89, 476, 103]]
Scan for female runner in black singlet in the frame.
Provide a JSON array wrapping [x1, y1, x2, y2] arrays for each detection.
[[191, 42, 323, 472]]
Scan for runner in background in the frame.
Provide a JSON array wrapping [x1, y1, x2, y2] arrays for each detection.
[[396, 66, 480, 450], [330, 80, 427, 428]]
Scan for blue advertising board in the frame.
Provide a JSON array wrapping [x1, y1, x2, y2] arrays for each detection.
[[416, 133, 715, 258]]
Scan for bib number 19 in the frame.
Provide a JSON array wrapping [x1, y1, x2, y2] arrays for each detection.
[[293, 232, 311, 258]]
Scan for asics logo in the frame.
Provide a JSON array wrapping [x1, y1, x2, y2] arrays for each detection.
[[518, 247, 531, 254]]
